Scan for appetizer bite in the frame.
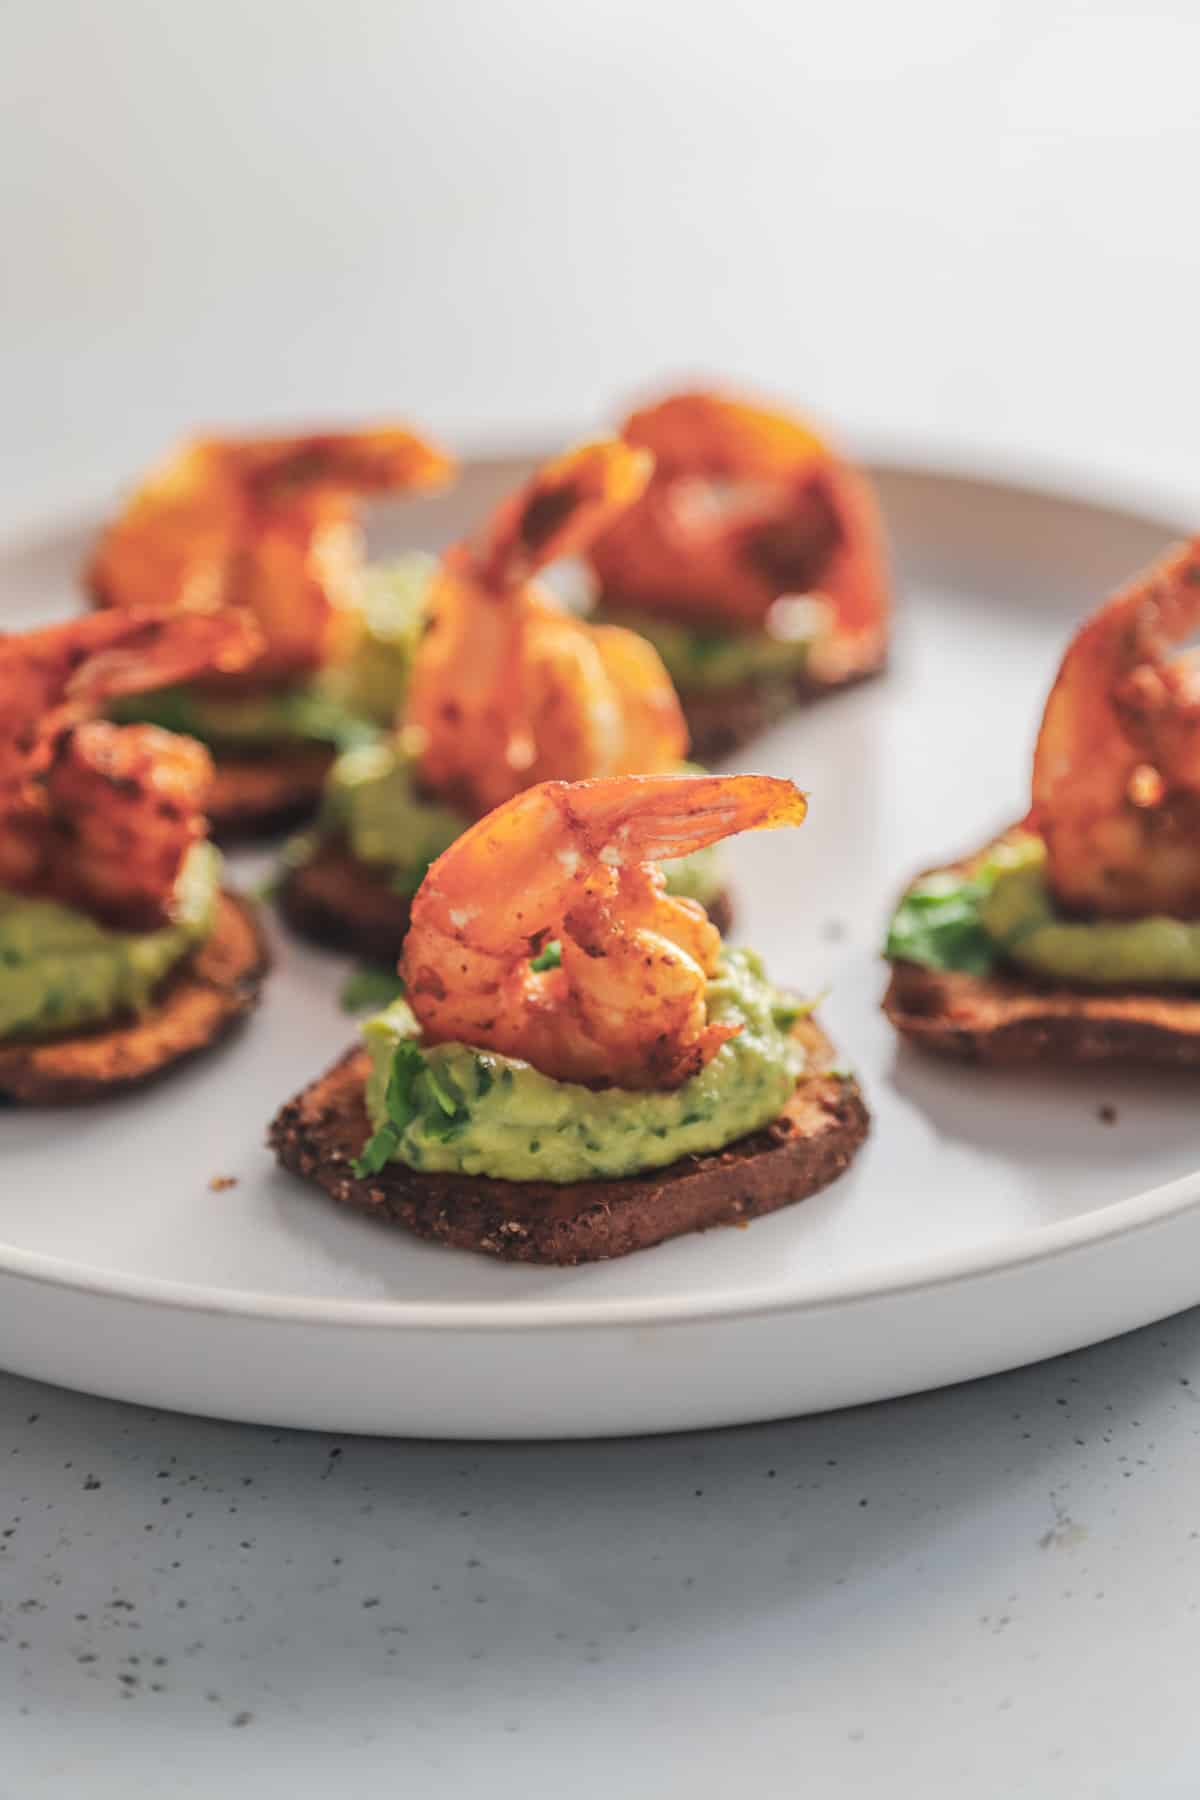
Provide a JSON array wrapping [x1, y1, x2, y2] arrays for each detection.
[[588, 389, 891, 759], [279, 441, 733, 963], [0, 611, 269, 1103], [87, 425, 453, 836], [885, 540, 1200, 1065], [271, 774, 868, 1264]]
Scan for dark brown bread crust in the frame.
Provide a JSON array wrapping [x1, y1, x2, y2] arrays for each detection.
[[207, 746, 337, 841], [883, 830, 1200, 1066], [0, 891, 269, 1104], [278, 834, 734, 962], [269, 1016, 868, 1265], [682, 648, 887, 763], [277, 836, 415, 963], [884, 958, 1200, 1068]]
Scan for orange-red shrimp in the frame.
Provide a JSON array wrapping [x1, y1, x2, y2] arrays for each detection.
[[1031, 538, 1200, 918], [87, 425, 453, 686], [0, 609, 260, 928], [404, 441, 689, 817], [589, 389, 890, 675], [401, 773, 807, 1089]]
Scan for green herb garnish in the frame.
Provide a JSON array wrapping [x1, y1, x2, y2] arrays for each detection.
[[422, 1060, 470, 1141], [340, 965, 407, 1014], [529, 939, 562, 972], [353, 1040, 425, 1175], [885, 875, 998, 976]]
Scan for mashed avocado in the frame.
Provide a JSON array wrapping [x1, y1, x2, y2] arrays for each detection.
[[358, 949, 807, 1183], [886, 833, 1200, 988], [318, 742, 467, 894], [109, 554, 437, 748], [592, 606, 813, 692], [322, 555, 438, 728], [0, 841, 221, 1040], [314, 742, 727, 905]]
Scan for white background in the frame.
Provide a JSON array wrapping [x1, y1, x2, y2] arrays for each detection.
[[5, 4, 1200, 1794], [4, 0, 1200, 531]]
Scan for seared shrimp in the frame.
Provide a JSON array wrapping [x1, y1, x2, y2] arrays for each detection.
[[1032, 538, 1200, 919], [401, 773, 806, 1089], [589, 389, 890, 669], [0, 609, 260, 929], [87, 425, 453, 686], [405, 441, 688, 816]]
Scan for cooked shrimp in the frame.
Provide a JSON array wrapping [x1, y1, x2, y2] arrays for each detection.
[[87, 425, 453, 686], [589, 389, 890, 669], [1031, 538, 1200, 919], [405, 441, 688, 816], [0, 609, 260, 928], [401, 773, 806, 1089]]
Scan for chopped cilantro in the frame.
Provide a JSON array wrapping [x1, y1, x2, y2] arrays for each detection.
[[885, 876, 998, 976], [473, 1055, 495, 1098], [422, 1060, 470, 1141], [529, 939, 562, 972], [353, 1040, 425, 1176]]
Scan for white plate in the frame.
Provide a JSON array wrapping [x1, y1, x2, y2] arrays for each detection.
[[3, 455, 1198, 1439]]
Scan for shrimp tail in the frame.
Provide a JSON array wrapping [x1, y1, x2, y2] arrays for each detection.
[[553, 771, 807, 863], [472, 440, 653, 590]]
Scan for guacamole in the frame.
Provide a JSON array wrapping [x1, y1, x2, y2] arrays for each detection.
[[319, 742, 466, 894], [357, 949, 808, 1183], [886, 833, 1200, 988], [322, 554, 438, 728], [0, 841, 221, 1041], [314, 742, 727, 906], [592, 606, 814, 693], [109, 553, 437, 748]]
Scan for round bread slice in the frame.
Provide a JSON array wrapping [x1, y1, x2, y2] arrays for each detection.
[[0, 891, 269, 1105], [207, 746, 337, 841], [269, 1016, 868, 1266], [278, 834, 735, 963], [884, 958, 1200, 1068], [883, 831, 1200, 1067], [682, 645, 887, 763]]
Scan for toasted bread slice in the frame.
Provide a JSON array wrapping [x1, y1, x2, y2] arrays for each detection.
[[277, 836, 418, 963], [0, 891, 268, 1104], [682, 647, 887, 762], [884, 959, 1200, 1068], [884, 835, 1200, 1066], [269, 1016, 868, 1265], [278, 834, 734, 963], [207, 747, 337, 841]]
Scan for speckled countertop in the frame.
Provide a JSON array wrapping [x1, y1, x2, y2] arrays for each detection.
[[4, 1314, 1200, 1796]]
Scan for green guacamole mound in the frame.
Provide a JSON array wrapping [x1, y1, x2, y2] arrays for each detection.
[[318, 742, 467, 895], [322, 554, 438, 729], [592, 606, 813, 693], [357, 949, 809, 1184], [886, 833, 1200, 988], [312, 741, 727, 906], [109, 553, 437, 749], [0, 841, 221, 1041]]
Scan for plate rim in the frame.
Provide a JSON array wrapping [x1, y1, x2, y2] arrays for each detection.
[[0, 1159, 1199, 1333]]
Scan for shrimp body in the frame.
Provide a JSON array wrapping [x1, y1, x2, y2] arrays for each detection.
[[0, 609, 260, 928], [1032, 538, 1200, 919], [88, 426, 453, 686], [589, 390, 890, 667], [405, 441, 688, 817], [401, 773, 806, 1089]]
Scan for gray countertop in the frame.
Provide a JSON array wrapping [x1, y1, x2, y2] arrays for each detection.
[[4, 1314, 1200, 1797]]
